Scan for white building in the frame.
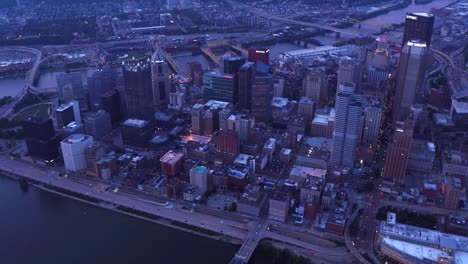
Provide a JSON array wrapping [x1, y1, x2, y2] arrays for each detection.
[[61, 134, 94, 172], [189, 165, 208, 193]]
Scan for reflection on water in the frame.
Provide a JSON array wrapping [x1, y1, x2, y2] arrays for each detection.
[[0, 78, 26, 97]]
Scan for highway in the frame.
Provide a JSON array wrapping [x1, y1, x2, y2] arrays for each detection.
[[0, 155, 353, 264]]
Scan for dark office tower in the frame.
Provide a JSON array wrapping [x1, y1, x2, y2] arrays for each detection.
[[222, 56, 246, 75], [55, 102, 76, 129], [84, 110, 112, 139], [57, 72, 86, 109], [248, 47, 270, 65], [402, 12, 434, 48], [101, 89, 123, 126], [123, 63, 154, 121], [251, 62, 274, 122], [187, 61, 203, 87], [151, 57, 171, 108], [87, 65, 113, 108], [330, 83, 363, 168], [237, 62, 255, 111], [217, 130, 240, 156], [383, 119, 414, 183], [22, 116, 61, 160], [121, 119, 152, 148], [202, 72, 236, 104], [393, 40, 429, 122]]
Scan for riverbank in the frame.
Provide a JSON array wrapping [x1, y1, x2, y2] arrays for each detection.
[[0, 169, 244, 247]]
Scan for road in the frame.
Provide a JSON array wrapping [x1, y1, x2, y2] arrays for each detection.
[[0, 155, 352, 263]]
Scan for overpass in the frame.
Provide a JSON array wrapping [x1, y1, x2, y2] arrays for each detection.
[[226, 0, 362, 37]]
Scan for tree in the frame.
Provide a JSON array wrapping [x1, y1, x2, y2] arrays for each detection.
[[228, 202, 237, 212]]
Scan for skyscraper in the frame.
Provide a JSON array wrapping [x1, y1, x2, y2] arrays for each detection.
[[303, 67, 328, 106], [101, 89, 123, 126], [382, 119, 414, 183], [363, 98, 383, 147], [191, 104, 204, 135], [330, 83, 363, 167], [87, 65, 113, 107], [202, 72, 236, 104], [248, 47, 270, 65], [123, 63, 154, 121], [84, 110, 112, 139], [22, 116, 62, 160], [237, 62, 255, 111], [151, 57, 171, 108], [222, 56, 246, 75], [55, 101, 80, 129], [393, 40, 429, 121], [57, 72, 86, 109], [402, 12, 434, 48], [337, 59, 361, 86], [251, 62, 274, 122]]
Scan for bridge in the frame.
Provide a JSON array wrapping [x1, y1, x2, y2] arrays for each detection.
[[227, 0, 362, 37], [229, 219, 354, 264], [159, 49, 183, 74], [0, 46, 42, 119], [230, 45, 248, 56], [201, 47, 221, 65]]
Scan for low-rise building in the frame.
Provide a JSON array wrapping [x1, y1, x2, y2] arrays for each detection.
[[237, 185, 269, 217], [268, 190, 291, 222]]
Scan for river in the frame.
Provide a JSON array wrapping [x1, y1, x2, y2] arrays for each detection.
[[0, 175, 238, 264]]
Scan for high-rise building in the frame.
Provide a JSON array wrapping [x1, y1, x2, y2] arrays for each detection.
[[56, 72, 85, 104], [337, 59, 361, 86], [222, 56, 246, 75], [123, 64, 154, 121], [402, 12, 434, 48], [84, 110, 112, 139], [160, 150, 184, 177], [22, 116, 61, 160], [101, 89, 123, 126], [190, 166, 208, 193], [444, 177, 462, 210], [85, 143, 106, 176], [169, 92, 185, 109], [393, 40, 429, 121], [363, 98, 383, 147], [298, 97, 315, 119], [248, 47, 270, 65], [191, 104, 204, 135], [219, 108, 232, 131], [61, 134, 94, 172], [151, 57, 171, 108], [217, 130, 240, 155], [251, 62, 273, 122], [187, 61, 203, 87], [237, 62, 255, 111], [55, 101, 81, 128], [87, 65, 113, 107], [228, 114, 254, 144], [311, 108, 335, 138], [203, 72, 236, 104], [121, 119, 151, 148], [382, 120, 414, 183], [330, 83, 363, 167], [303, 67, 327, 106]]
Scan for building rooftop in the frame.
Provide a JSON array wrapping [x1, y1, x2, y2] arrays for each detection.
[[160, 150, 184, 165], [264, 138, 276, 150], [181, 134, 212, 144], [62, 133, 90, 144], [382, 237, 451, 263], [123, 118, 149, 128], [272, 97, 289, 108], [204, 100, 230, 110], [290, 165, 327, 179]]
